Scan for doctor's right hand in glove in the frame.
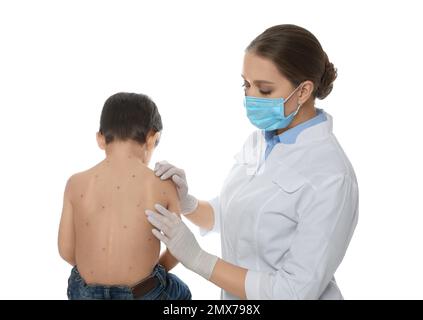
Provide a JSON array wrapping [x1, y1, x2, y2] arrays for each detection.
[[145, 203, 218, 280], [147, 161, 249, 299]]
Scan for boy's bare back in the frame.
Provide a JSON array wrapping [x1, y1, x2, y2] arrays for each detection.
[[65, 157, 179, 286]]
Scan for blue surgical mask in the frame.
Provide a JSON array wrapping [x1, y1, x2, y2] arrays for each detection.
[[244, 84, 303, 131]]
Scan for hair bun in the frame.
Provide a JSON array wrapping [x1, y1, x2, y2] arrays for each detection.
[[316, 55, 337, 100]]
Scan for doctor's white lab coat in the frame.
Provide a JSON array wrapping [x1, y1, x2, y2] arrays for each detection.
[[202, 112, 359, 300]]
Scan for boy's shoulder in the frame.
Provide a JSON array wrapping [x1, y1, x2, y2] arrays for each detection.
[[64, 165, 99, 197], [122, 163, 180, 211], [144, 170, 175, 198], [140, 166, 179, 211], [66, 167, 94, 185], [157, 176, 178, 196], [63, 162, 179, 209], [153, 175, 180, 213]]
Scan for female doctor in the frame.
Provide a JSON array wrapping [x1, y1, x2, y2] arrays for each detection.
[[145, 24, 359, 300]]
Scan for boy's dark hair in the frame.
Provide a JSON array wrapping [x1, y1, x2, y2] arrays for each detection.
[[99, 92, 162, 145]]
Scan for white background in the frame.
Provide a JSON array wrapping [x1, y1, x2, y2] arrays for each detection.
[[0, 0, 422, 299]]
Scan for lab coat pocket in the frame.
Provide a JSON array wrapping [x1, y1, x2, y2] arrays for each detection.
[[272, 163, 307, 194], [256, 165, 307, 265], [259, 163, 307, 229]]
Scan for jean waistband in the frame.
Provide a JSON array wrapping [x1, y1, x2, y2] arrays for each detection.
[[71, 264, 167, 289]]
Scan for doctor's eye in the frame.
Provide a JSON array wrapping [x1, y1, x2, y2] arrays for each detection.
[[259, 90, 272, 95], [241, 81, 250, 89]]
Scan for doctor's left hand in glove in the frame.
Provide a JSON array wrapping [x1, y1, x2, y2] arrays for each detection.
[[145, 204, 219, 280]]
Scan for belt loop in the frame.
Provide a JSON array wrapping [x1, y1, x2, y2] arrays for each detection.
[[154, 264, 167, 287]]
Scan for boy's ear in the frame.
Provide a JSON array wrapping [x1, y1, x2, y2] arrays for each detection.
[[146, 131, 161, 151], [96, 132, 106, 150]]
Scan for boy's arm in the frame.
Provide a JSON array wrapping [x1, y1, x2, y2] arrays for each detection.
[[159, 248, 179, 272], [158, 180, 181, 271], [58, 177, 76, 266]]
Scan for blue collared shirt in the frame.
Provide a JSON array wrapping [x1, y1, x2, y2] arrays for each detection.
[[264, 108, 327, 159]]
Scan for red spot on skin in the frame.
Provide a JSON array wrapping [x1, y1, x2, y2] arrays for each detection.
[[102, 205, 105, 209], [129, 266, 132, 270], [94, 174, 98, 178], [123, 225, 127, 229], [148, 238, 152, 241], [132, 174, 136, 178], [162, 191, 166, 195], [102, 247, 106, 251], [85, 222, 89, 227], [80, 194, 84, 198], [116, 186, 120, 190], [90, 270, 94, 274], [137, 203, 141, 207]]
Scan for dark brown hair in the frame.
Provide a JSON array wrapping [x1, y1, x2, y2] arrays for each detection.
[[99, 92, 162, 145], [246, 24, 337, 100]]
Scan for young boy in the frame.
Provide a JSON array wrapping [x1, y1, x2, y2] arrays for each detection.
[[58, 92, 191, 300]]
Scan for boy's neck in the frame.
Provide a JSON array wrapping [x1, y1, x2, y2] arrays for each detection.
[[104, 140, 147, 164]]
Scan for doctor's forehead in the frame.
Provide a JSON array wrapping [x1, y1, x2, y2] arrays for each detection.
[[242, 51, 284, 83]]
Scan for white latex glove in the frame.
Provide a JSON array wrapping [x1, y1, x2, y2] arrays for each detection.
[[146, 204, 218, 280], [154, 161, 199, 215]]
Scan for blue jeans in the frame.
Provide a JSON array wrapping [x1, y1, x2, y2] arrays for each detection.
[[67, 264, 191, 300]]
